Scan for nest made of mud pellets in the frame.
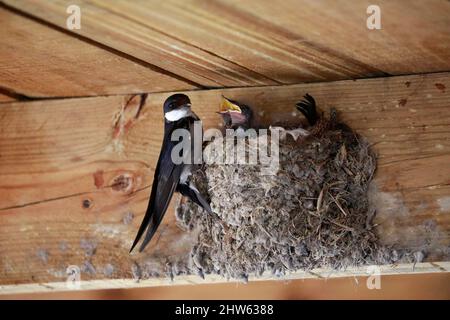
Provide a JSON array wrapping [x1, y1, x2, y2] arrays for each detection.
[[175, 110, 409, 281]]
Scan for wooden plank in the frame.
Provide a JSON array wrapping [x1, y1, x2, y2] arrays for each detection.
[[0, 72, 449, 293], [3, 0, 450, 87], [1, 262, 449, 295], [1, 272, 449, 299], [0, 7, 194, 98], [222, 0, 450, 76], [1, 0, 276, 88], [0, 93, 16, 103]]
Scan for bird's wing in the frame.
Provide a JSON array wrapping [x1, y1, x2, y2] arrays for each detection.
[[130, 121, 185, 252], [177, 182, 212, 214], [179, 113, 211, 213], [296, 94, 318, 126]]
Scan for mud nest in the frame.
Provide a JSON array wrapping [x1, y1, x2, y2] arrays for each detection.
[[175, 110, 401, 281]]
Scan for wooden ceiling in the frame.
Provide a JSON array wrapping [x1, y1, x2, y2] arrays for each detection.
[[1, 0, 450, 293], [1, 0, 450, 98]]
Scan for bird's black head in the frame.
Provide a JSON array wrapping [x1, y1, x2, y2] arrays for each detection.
[[163, 94, 192, 122], [164, 94, 191, 113]]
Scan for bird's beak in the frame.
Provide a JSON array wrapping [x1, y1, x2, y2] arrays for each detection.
[[219, 96, 242, 114]]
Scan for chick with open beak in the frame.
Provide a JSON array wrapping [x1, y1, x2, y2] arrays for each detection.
[[218, 96, 253, 130]]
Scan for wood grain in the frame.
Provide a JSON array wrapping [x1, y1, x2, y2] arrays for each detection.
[[1, 0, 275, 88], [3, 0, 450, 89], [2, 272, 450, 299], [0, 93, 16, 103], [0, 72, 449, 293], [222, 0, 450, 76], [1, 262, 449, 295], [0, 7, 194, 98]]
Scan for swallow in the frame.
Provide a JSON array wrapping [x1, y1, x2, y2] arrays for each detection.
[[218, 96, 253, 130], [130, 94, 212, 252]]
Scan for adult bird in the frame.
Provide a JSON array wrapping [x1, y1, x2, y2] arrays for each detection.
[[130, 94, 212, 252]]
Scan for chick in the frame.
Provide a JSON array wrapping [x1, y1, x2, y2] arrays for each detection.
[[218, 96, 253, 130]]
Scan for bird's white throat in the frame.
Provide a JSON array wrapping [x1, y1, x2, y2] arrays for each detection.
[[165, 107, 193, 122]]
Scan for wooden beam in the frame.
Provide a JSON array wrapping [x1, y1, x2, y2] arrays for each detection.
[[4, 0, 450, 87], [0, 7, 194, 98], [0, 93, 16, 103], [0, 72, 449, 293], [1, 262, 449, 295]]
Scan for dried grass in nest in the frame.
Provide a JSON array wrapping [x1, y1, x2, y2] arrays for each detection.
[[175, 111, 407, 281]]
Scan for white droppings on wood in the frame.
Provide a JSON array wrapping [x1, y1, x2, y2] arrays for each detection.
[[437, 197, 450, 212]]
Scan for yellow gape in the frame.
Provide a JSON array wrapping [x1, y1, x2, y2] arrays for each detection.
[[219, 96, 242, 113]]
